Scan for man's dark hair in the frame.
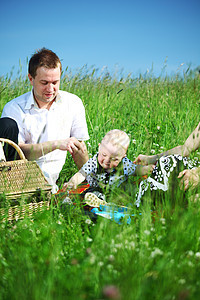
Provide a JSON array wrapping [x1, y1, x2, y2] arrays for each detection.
[[28, 48, 62, 78]]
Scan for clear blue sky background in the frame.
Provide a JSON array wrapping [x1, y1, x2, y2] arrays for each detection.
[[0, 0, 199, 78]]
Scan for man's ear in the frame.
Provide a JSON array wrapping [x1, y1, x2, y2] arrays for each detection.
[[28, 74, 34, 86]]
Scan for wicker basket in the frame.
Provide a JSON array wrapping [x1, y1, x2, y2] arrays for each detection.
[[0, 200, 51, 222], [0, 138, 52, 221]]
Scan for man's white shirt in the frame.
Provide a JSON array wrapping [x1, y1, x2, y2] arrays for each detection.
[[1, 90, 89, 192]]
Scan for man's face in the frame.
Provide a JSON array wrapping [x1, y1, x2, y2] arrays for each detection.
[[98, 142, 126, 171], [28, 65, 61, 106]]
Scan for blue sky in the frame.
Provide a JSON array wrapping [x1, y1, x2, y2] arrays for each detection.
[[0, 0, 199, 78]]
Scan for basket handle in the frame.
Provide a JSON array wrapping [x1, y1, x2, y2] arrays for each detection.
[[0, 138, 26, 160]]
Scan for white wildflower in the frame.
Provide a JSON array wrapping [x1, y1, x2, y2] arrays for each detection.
[[143, 241, 149, 247], [157, 126, 160, 130], [160, 218, 166, 225], [112, 248, 117, 254], [188, 250, 194, 256], [129, 241, 135, 249], [108, 254, 115, 262], [151, 248, 163, 258], [86, 237, 93, 242], [85, 218, 92, 225], [151, 149, 155, 154], [87, 142, 91, 148], [178, 278, 186, 285], [195, 252, 200, 258], [115, 243, 123, 249], [132, 139, 136, 144], [144, 230, 151, 235], [107, 264, 113, 270], [188, 261, 194, 267], [157, 235, 163, 241], [89, 254, 96, 264], [98, 261, 104, 267]]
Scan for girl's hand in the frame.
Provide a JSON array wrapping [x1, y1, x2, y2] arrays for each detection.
[[178, 168, 200, 191], [62, 181, 76, 191], [134, 154, 154, 165]]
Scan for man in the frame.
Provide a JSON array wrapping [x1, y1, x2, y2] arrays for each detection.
[[1, 48, 89, 192], [135, 122, 200, 191]]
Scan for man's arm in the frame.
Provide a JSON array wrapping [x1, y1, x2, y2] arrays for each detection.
[[19, 137, 87, 161]]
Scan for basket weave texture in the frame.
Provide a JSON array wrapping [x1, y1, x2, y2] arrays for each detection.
[[0, 160, 52, 199], [0, 201, 50, 222], [0, 138, 52, 222]]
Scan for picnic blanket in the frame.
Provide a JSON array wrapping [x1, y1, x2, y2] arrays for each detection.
[[55, 183, 135, 225], [90, 204, 134, 224]]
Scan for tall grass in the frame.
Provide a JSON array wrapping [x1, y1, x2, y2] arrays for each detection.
[[0, 66, 200, 299]]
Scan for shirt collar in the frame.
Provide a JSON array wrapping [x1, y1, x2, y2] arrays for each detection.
[[24, 90, 35, 110], [24, 89, 62, 110]]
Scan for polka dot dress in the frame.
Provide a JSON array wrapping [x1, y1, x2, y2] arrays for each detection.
[[79, 153, 136, 189]]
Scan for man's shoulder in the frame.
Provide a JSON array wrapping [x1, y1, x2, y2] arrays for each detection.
[[59, 90, 82, 103], [4, 91, 31, 108]]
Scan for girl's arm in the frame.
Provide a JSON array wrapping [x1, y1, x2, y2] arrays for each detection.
[[135, 122, 200, 165], [63, 172, 86, 190]]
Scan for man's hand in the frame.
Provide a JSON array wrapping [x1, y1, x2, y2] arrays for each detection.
[[19, 137, 87, 161], [58, 137, 86, 154], [178, 168, 200, 191]]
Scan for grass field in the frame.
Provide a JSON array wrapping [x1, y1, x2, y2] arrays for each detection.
[[0, 66, 200, 300]]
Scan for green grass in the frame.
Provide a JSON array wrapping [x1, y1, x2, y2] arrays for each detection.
[[0, 66, 200, 299]]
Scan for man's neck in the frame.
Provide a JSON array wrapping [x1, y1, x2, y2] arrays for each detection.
[[35, 99, 55, 110]]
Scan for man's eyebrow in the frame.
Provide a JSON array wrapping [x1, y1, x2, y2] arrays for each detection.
[[40, 79, 59, 83]]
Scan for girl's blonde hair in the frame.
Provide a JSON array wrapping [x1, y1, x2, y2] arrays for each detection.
[[101, 129, 130, 151]]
